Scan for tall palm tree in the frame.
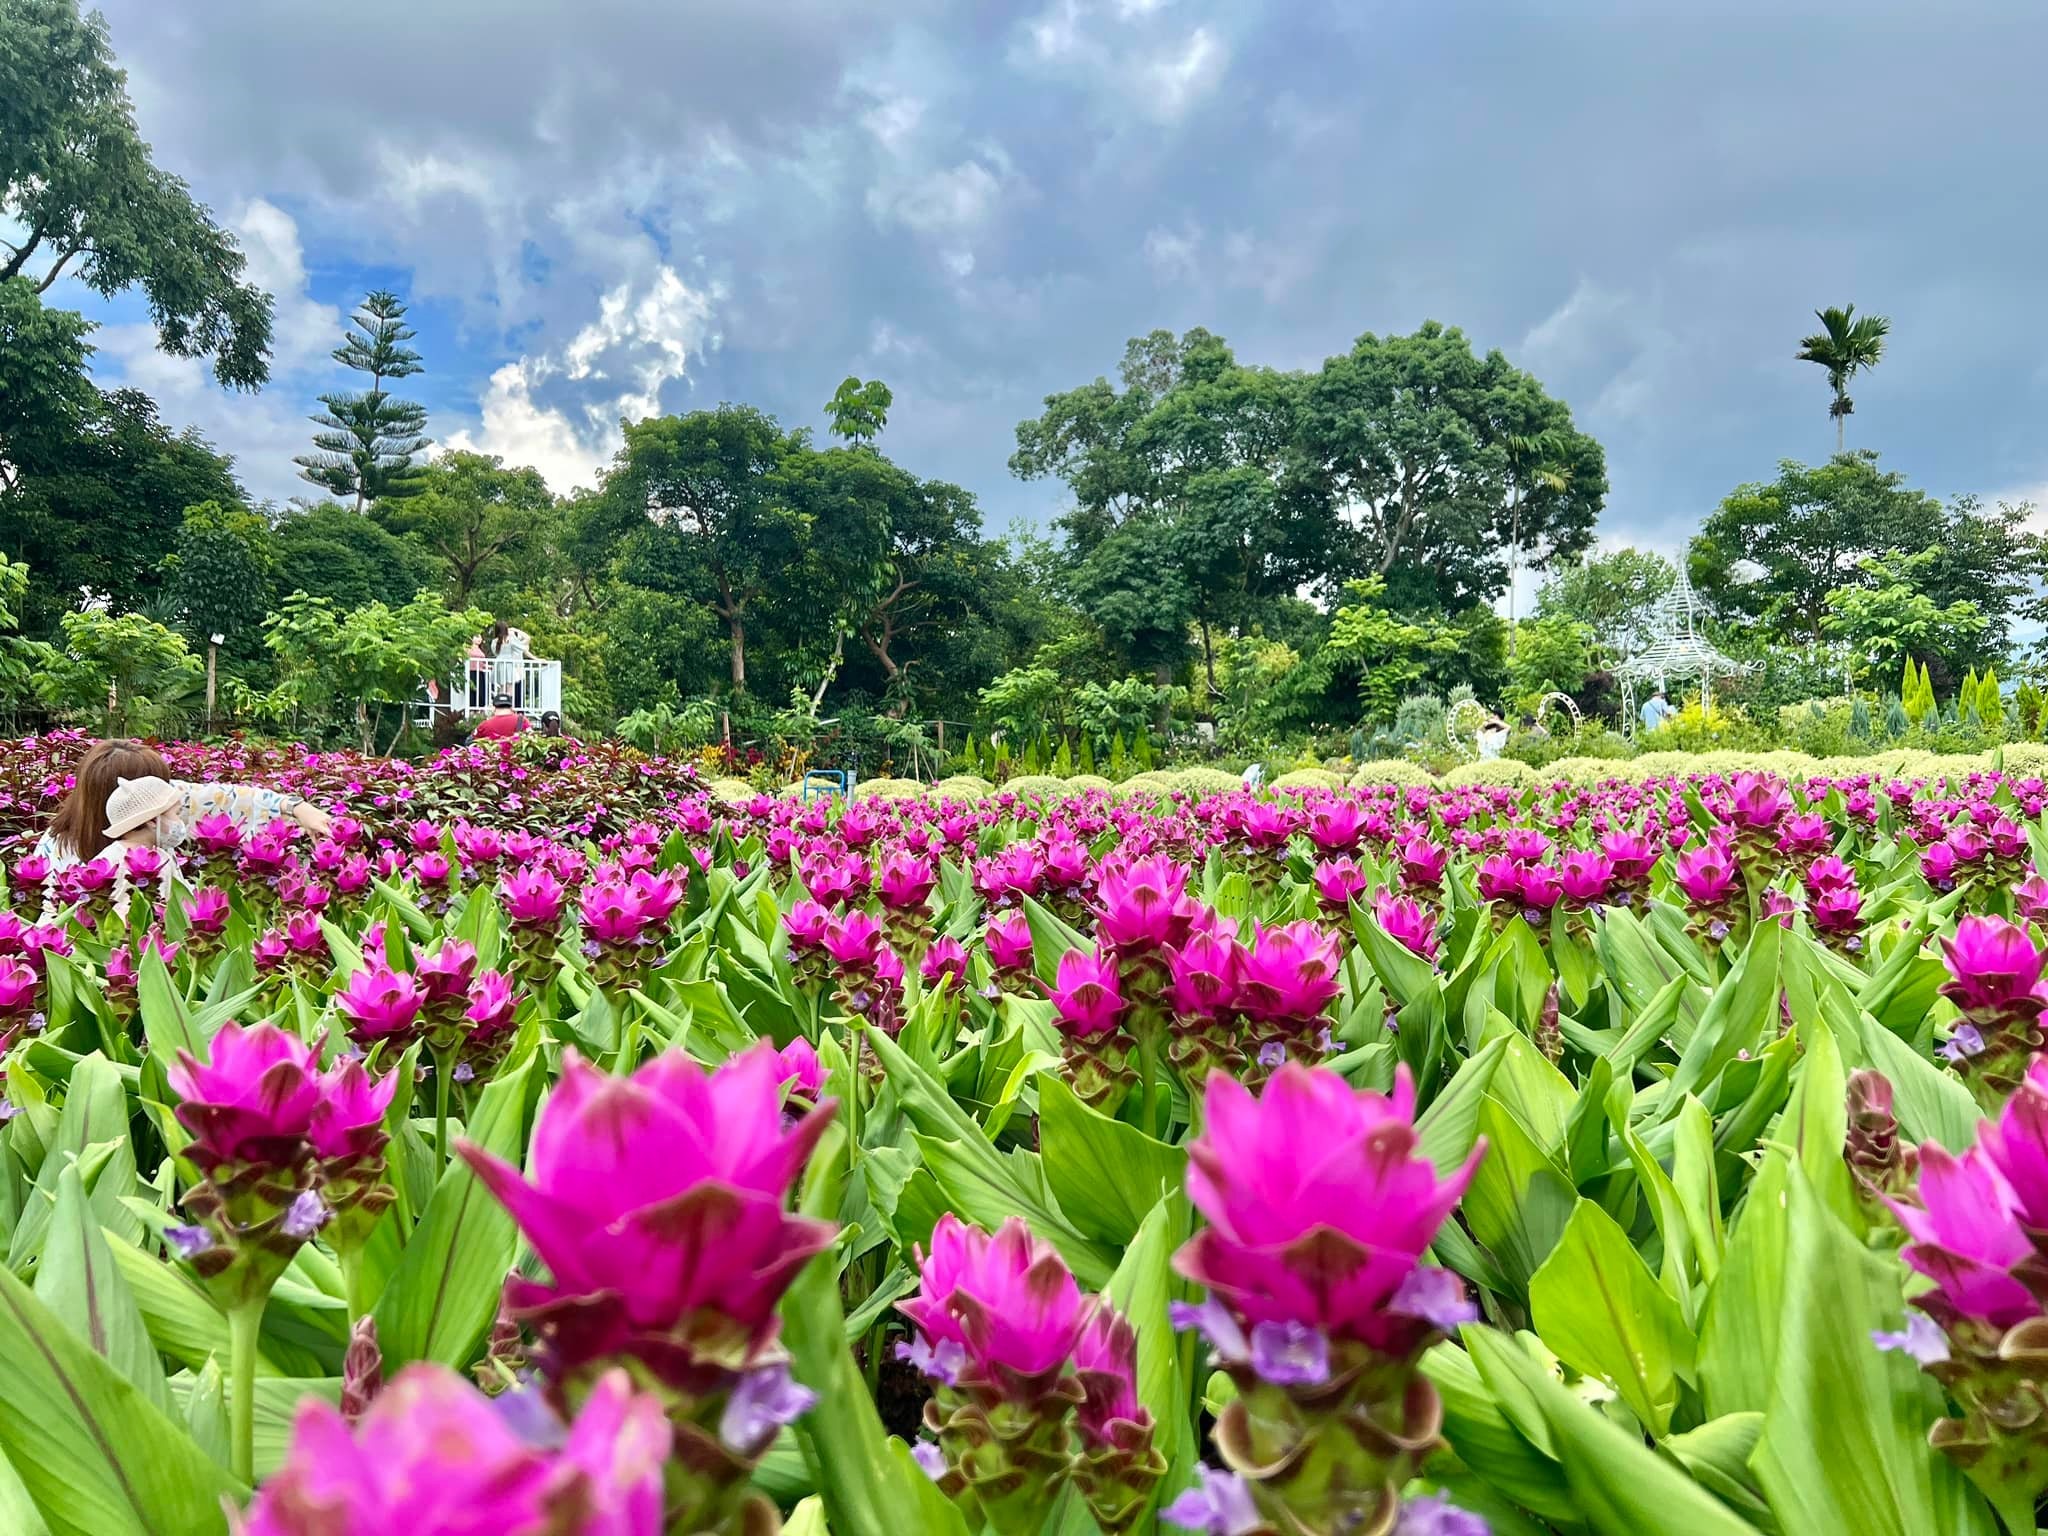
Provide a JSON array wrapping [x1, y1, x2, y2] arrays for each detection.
[[1796, 304, 1890, 454]]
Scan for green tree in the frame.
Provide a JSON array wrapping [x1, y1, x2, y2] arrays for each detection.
[[36, 607, 203, 732], [162, 500, 279, 653], [375, 450, 556, 604], [1690, 456, 1992, 646], [264, 589, 486, 752], [1536, 546, 1677, 657], [1277, 577, 1461, 728], [295, 290, 430, 510], [596, 405, 804, 695], [0, 0, 273, 386], [824, 376, 893, 446], [272, 503, 442, 612], [0, 551, 55, 706], [1293, 321, 1606, 611], [1796, 304, 1889, 454], [1821, 550, 1990, 685], [1508, 617, 1595, 703]]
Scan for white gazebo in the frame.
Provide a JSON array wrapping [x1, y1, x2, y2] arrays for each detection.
[[419, 626, 563, 724], [1619, 568, 1748, 735]]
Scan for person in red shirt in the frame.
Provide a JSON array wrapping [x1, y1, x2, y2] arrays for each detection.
[[471, 692, 530, 742]]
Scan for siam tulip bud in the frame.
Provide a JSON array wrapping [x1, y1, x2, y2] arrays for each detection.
[[1845, 1069, 1917, 1201], [1939, 916, 2048, 1108], [1045, 948, 1136, 1112], [1175, 1064, 1483, 1533], [2018, 875, 2048, 928], [459, 1046, 835, 1469], [234, 1364, 670, 1536], [1071, 1304, 1168, 1533], [773, 1036, 826, 1109], [1164, 926, 1248, 1084]]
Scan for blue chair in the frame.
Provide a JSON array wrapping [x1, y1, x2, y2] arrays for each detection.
[[802, 769, 852, 804]]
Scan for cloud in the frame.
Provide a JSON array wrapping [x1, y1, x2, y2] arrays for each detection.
[[1013, 1, 1228, 124], [1140, 26, 1227, 121], [446, 266, 720, 494], [1144, 222, 1203, 282]]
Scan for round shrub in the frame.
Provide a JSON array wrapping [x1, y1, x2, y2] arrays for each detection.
[[1270, 768, 1345, 793], [930, 774, 994, 801], [851, 776, 925, 801], [1442, 759, 1537, 790], [1348, 760, 1435, 790]]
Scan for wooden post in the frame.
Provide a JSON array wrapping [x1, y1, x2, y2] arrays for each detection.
[[935, 720, 945, 760], [205, 640, 219, 733]]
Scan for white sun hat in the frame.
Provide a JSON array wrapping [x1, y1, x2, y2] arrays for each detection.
[[102, 776, 184, 840]]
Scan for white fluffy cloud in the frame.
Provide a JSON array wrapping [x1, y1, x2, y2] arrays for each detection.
[[447, 266, 720, 494]]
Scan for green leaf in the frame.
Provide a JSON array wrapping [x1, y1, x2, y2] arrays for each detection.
[[1103, 1193, 1193, 1496], [105, 1238, 297, 1377], [1529, 1198, 1696, 1435], [1021, 894, 1090, 986], [1696, 1152, 1791, 1418], [1416, 1034, 1508, 1175], [0, 1450, 54, 1536], [0, 1264, 242, 1536], [1660, 1414, 1776, 1532], [1667, 922, 1781, 1105], [34, 1166, 168, 1415], [1859, 1020, 1980, 1153], [1038, 1077, 1186, 1248], [1460, 1096, 1576, 1292], [374, 1056, 534, 1368], [1423, 1343, 1579, 1526], [1750, 1170, 1997, 1536], [1464, 1326, 1761, 1536]]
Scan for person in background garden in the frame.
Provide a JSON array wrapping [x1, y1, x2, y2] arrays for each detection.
[[33, 739, 335, 872], [539, 710, 564, 738], [1476, 715, 1509, 759], [1640, 686, 1675, 732], [472, 692, 529, 742]]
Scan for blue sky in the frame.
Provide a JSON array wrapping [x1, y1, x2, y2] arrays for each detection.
[[59, 0, 2048, 591]]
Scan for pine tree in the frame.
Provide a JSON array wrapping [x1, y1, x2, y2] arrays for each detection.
[[1980, 668, 2004, 731], [296, 290, 431, 511], [1053, 736, 1073, 777], [1134, 730, 1157, 770], [1108, 733, 1128, 780], [1078, 734, 1097, 776]]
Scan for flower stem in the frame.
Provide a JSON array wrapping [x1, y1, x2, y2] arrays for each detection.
[[432, 1048, 454, 1170], [1137, 1030, 1159, 1138], [229, 1299, 263, 1485], [338, 1245, 367, 1326]]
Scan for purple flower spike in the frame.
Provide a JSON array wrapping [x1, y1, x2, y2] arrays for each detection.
[[1256, 1041, 1287, 1069], [1248, 1319, 1331, 1387], [165, 1224, 215, 1260], [1168, 1297, 1248, 1362], [1389, 1265, 1480, 1331], [718, 1362, 817, 1454], [1396, 1493, 1492, 1536], [1163, 1465, 1262, 1535], [491, 1386, 569, 1450], [911, 1440, 948, 1481], [1938, 1023, 1986, 1063], [281, 1190, 330, 1240], [1872, 1313, 1951, 1366], [894, 1334, 967, 1385]]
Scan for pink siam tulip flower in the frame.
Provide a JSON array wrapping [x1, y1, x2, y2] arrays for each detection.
[[1499, 828, 1552, 864], [1167, 928, 1246, 1020], [898, 1214, 1087, 1383], [1776, 812, 1832, 859], [580, 882, 653, 948], [1940, 916, 2048, 1026], [182, 886, 233, 935], [983, 911, 1035, 973], [1238, 802, 1300, 852], [500, 866, 568, 928], [235, 1364, 670, 1536], [1177, 1064, 1483, 1353], [1811, 883, 1864, 938], [1311, 858, 1370, 913], [408, 820, 443, 854], [1673, 842, 1740, 907], [282, 912, 326, 956], [0, 961, 40, 1024], [414, 941, 480, 1009], [1306, 803, 1366, 856], [2021, 875, 2048, 927], [1516, 863, 1563, 915], [1597, 828, 1660, 885], [412, 851, 454, 889], [782, 898, 832, 953], [878, 851, 938, 912], [105, 944, 137, 992], [1235, 922, 1341, 1027], [1556, 848, 1614, 907], [1374, 893, 1440, 964], [823, 910, 887, 970], [1475, 854, 1522, 906], [252, 932, 291, 973], [169, 1023, 322, 1174], [1045, 949, 1128, 1038], [920, 936, 969, 988], [1040, 837, 1093, 895], [123, 844, 168, 882], [1092, 855, 1199, 956], [1885, 1144, 2038, 1328], [336, 965, 426, 1044], [1726, 773, 1792, 832], [627, 868, 685, 926], [1804, 854, 1857, 893], [1921, 840, 1961, 889], [11, 853, 51, 888], [773, 1037, 826, 1103], [459, 1043, 837, 1386], [974, 843, 1047, 908], [1976, 1059, 2048, 1232], [1396, 837, 1448, 892], [190, 813, 244, 857], [307, 1060, 399, 1162], [464, 971, 518, 1041]]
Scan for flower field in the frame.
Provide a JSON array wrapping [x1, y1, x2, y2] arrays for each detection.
[[4, 732, 2048, 1534]]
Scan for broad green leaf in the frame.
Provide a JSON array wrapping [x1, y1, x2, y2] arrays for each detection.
[[1696, 1153, 1791, 1418], [1038, 1077, 1186, 1248], [1661, 1414, 1775, 1531], [375, 1056, 535, 1368], [35, 1166, 168, 1414], [1751, 1171, 1997, 1536], [1530, 1198, 1695, 1435], [1464, 1326, 1761, 1536], [183, 1358, 230, 1471], [1782, 1019, 1856, 1227], [1667, 922, 1781, 1105], [1423, 1343, 1579, 1526], [1461, 1096, 1576, 1292], [1416, 1035, 1508, 1176], [1859, 1020, 1980, 1153], [105, 1237, 298, 1377], [0, 1264, 242, 1536], [1607, 1083, 1701, 1322], [1670, 1095, 1725, 1287], [1103, 1193, 1193, 1496], [0, 1450, 53, 1536], [1021, 895, 1090, 986], [1488, 1032, 1576, 1155]]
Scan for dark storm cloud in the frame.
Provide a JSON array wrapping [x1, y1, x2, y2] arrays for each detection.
[[84, 0, 2048, 540]]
